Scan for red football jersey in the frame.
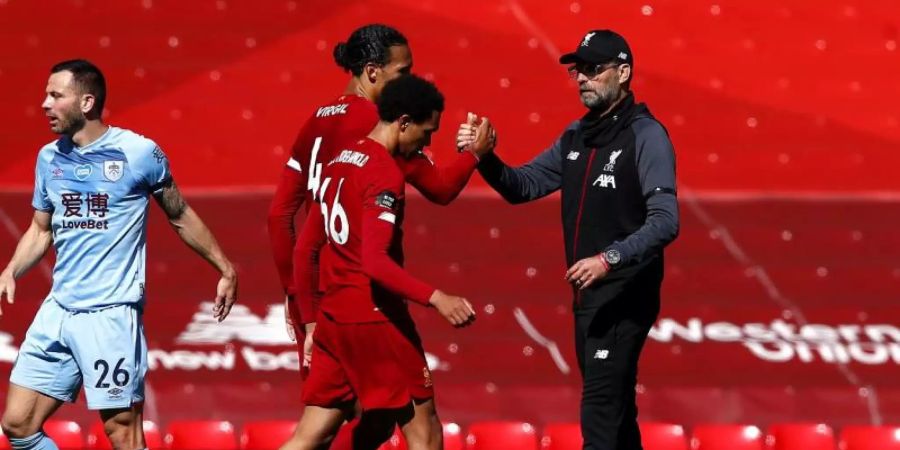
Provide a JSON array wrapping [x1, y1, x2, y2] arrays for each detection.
[[295, 138, 435, 323], [268, 94, 477, 298], [268, 95, 378, 295]]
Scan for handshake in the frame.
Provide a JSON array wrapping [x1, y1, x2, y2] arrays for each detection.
[[455, 112, 498, 158]]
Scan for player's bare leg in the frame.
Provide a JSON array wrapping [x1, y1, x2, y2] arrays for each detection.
[[1, 384, 64, 447], [280, 405, 350, 450], [99, 403, 145, 450], [399, 398, 442, 450], [329, 401, 363, 449], [351, 405, 413, 450]]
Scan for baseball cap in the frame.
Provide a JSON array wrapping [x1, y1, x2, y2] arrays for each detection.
[[559, 29, 632, 66]]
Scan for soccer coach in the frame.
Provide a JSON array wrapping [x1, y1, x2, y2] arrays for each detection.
[[458, 30, 678, 449]]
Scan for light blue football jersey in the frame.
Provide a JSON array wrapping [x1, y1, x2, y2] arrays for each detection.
[[32, 126, 171, 310]]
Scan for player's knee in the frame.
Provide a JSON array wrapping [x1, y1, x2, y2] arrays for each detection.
[[282, 434, 332, 450], [403, 418, 442, 450], [105, 427, 142, 449], [401, 400, 440, 449], [0, 410, 39, 439], [103, 414, 141, 449]]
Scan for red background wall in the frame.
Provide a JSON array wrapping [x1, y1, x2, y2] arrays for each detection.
[[1, 0, 899, 435]]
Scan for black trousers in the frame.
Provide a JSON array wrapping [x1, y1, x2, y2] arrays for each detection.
[[575, 286, 660, 450]]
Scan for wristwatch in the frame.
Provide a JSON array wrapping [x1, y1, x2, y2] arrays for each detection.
[[602, 249, 622, 270]]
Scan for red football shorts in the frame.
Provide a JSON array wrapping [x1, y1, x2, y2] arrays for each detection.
[[301, 313, 434, 410]]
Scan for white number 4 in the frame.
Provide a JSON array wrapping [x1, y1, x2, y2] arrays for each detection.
[[307, 137, 324, 201]]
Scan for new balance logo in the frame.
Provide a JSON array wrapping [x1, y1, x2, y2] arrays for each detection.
[[594, 349, 609, 360], [567, 151, 580, 161], [593, 174, 616, 189]]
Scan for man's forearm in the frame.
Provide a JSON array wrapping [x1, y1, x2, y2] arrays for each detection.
[[477, 151, 561, 204], [408, 151, 478, 205], [170, 207, 234, 276], [604, 193, 679, 265], [3, 218, 52, 279]]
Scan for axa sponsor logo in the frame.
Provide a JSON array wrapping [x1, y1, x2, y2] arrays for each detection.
[[316, 103, 349, 118], [593, 174, 616, 189], [650, 317, 900, 366]]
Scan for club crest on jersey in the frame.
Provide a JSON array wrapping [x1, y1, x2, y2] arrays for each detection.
[[593, 174, 616, 189], [603, 149, 622, 172], [74, 164, 93, 181], [103, 160, 124, 182]]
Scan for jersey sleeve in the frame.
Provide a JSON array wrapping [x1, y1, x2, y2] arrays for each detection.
[[403, 151, 478, 205], [131, 140, 173, 194], [31, 150, 52, 212], [360, 161, 435, 305], [293, 200, 326, 324], [268, 123, 316, 296], [267, 167, 307, 295]]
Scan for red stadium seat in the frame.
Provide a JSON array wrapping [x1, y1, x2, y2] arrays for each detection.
[[43, 421, 84, 450], [380, 422, 464, 450], [466, 421, 538, 450], [641, 423, 689, 450], [240, 420, 297, 450], [690, 424, 764, 450], [541, 423, 581, 450], [840, 425, 900, 450], [142, 421, 164, 449], [165, 420, 237, 450], [443, 423, 464, 450], [87, 420, 163, 449], [767, 423, 835, 450], [540, 422, 689, 450]]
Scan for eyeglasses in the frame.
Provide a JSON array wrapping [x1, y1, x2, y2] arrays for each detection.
[[567, 62, 619, 79]]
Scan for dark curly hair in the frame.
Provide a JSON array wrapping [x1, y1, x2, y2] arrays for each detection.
[[333, 24, 408, 76], [376, 75, 444, 123]]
